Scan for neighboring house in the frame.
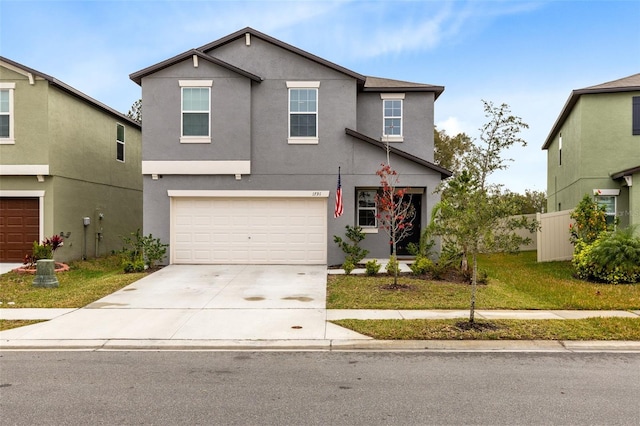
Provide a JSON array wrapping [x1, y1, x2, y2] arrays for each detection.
[[543, 73, 640, 230], [0, 57, 142, 263], [130, 27, 451, 266]]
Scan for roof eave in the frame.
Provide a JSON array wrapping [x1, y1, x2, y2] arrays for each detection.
[[611, 165, 640, 180], [542, 85, 640, 150], [2, 56, 140, 129], [345, 128, 452, 179], [362, 85, 445, 99], [129, 50, 262, 85], [197, 27, 367, 84]]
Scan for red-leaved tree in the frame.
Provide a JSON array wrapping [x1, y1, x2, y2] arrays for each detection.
[[375, 162, 415, 286]]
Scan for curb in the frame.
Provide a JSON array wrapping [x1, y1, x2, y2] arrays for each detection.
[[2, 339, 640, 352]]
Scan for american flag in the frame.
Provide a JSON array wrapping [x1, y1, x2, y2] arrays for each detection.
[[334, 167, 343, 218]]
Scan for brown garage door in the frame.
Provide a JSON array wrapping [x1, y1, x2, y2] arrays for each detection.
[[0, 198, 40, 262]]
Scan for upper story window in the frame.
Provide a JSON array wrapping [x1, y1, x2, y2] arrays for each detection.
[[558, 133, 562, 166], [116, 123, 125, 162], [633, 96, 640, 135], [357, 189, 377, 230], [287, 81, 319, 144], [0, 83, 15, 144], [179, 80, 212, 144], [381, 93, 404, 142]]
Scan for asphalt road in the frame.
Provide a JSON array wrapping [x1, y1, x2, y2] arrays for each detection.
[[1, 351, 639, 425]]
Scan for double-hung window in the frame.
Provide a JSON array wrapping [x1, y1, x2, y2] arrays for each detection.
[[381, 93, 404, 142], [357, 189, 377, 230], [116, 123, 125, 162], [0, 83, 15, 144], [595, 195, 617, 227], [633, 96, 640, 135], [287, 81, 319, 144], [179, 80, 212, 143]]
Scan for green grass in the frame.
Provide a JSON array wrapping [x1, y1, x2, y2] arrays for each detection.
[[332, 317, 640, 340], [327, 251, 640, 310], [0, 256, 146, 308], [0, 320, 43, 331]]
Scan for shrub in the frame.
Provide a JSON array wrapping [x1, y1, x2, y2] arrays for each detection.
[[334, 225, 369, 266], [385, 255, 399, 276], [120, 229, 168, 272], [123, 259, 146, 273], [409, 256, 433, 276], [365, 259, 381, 276], [569, 194, 609, 246], [573, 227, 640, 284], [342, 260, 355, 275]]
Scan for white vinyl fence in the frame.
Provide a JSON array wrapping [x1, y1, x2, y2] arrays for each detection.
[[536, 210, 575, 262]]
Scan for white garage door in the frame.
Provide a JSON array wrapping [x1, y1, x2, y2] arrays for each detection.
[[172, 197, 327, 264]]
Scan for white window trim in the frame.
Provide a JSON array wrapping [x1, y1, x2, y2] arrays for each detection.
[[116, 123, 125, 163], [179, 80, 212, 144], [381, 93, 404, 142], [0, 82, 16, 144], [357, 189, 378, 232], [287, 81, 319, 144]]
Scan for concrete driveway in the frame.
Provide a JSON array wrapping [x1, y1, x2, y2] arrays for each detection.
[[0, 265, 369, 345]]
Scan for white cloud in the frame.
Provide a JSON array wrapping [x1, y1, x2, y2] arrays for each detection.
[[436, 116, 468, 136]]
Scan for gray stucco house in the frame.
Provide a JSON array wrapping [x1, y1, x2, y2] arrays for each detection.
[[130, 27, 450, 265]]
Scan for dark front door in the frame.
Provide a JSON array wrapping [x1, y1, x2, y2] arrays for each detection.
[[0, 197, 40, 262], [394, 194, 421, 257]]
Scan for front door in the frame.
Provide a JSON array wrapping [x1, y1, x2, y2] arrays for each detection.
[[394, 194, 421, 256]]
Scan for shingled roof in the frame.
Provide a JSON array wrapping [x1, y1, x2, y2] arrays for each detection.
[[542, 72, 640, 149]]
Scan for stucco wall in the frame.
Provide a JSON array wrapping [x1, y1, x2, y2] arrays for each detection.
[[140, 35, 443, 265]]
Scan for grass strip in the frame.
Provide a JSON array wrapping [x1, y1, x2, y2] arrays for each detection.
[[332, 317, 640, 340], [0, 256, 146, 308], [0, 320, 44, 331]]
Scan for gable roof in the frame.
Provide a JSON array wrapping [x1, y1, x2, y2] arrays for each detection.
[[1, 56, 141, 129], [130, 49, 263, 85], [542, 72, 640, 149], [197, 27, 367, 83], [345, 128, 452, 179], [130, 27, 443, 98]]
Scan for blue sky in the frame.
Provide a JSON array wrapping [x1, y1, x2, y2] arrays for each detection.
[[2, 0, 639, 193]]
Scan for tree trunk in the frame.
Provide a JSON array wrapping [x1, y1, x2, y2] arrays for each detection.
[[469, 252, 477, 323]]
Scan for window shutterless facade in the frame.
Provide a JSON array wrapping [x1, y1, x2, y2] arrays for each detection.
[[179, 80, 212, 143], [116, 123, 125, 162], [381, 93, 404, 142], [357, 190, 377, 229], [0, 83, 15, 144], [633, 96, 640, 135], [287, 81, 319, 144], [595, 195, 617, 227]]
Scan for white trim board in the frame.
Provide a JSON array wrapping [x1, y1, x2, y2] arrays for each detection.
[[0, 165, 49, 175], [142, 161, 250, 175], [168, 190, 329, 198]]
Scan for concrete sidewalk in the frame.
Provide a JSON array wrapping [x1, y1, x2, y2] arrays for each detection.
[[2, 307, 639, 352], [2, 263, 639, 352]]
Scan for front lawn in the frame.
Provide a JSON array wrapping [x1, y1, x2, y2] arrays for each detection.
[[333, 317, 640, 340], [0, 256, 146, 309], [327, 251, 640, 310]]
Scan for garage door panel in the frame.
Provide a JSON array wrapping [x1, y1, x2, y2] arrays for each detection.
[[1, 197, 40, 262], [172, 197, 326, 264]]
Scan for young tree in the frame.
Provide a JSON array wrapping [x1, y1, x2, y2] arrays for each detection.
[[431, 100, 537, 323], [375, 162, 415, 286]]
